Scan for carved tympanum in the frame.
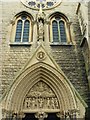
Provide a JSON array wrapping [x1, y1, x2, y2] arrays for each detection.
[[23, 81, 59, 110]]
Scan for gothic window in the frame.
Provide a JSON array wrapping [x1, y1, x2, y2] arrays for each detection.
[[59, 21, 67, 43], [14, 15, 32, 43], [50, 14, 70, 44]]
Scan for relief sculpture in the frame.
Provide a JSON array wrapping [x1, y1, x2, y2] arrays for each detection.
[[23, 81, 59, 110]]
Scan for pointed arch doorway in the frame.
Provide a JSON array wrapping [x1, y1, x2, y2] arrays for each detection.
[[3, 45, 87, 119], [3, 62, 87, 119]]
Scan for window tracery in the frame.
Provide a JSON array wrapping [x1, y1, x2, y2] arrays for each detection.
[[15, 15, 31, 43], [21, 0, 61, 10], [10, 13, 33, 44], [50, 14, 71, 44]]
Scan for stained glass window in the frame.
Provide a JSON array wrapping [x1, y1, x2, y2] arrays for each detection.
[[23, 20, 30, 42], [52, 17, 67, 43], [52, 21, 59, 42], [15, 20, 22, 42], [59, 21, 67, 43], [15, 16, 30, 43]]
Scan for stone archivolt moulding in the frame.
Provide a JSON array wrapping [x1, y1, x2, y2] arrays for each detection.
[[5, 62, 76, 113]]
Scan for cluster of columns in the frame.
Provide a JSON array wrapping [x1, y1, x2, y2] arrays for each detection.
[[3, 109, 78, 120]]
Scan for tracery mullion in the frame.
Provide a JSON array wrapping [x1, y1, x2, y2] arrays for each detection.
[[21, 20, 25, 42], [58, 21, 61, 42]]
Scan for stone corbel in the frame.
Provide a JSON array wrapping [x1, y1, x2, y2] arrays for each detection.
[[35, 112, 48, 120], [10, 19, 15, 25]]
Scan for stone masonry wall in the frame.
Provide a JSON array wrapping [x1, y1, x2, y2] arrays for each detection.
[[1, 1, 89, 107]]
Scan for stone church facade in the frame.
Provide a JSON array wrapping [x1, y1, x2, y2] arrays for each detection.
[[0, 0, 90, 119]]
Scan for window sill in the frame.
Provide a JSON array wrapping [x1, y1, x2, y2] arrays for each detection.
[[50, 42, 73, 46], [9, 42, 32, 46]]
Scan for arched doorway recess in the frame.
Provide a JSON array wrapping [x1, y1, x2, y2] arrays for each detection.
[[3, 45, 87, 119], [4, 62, 78, 119]]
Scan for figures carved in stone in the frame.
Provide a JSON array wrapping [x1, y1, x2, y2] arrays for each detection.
[[36, 5, 46, 42], [38, 20, 44, 41], [23, 81, 59, 110]]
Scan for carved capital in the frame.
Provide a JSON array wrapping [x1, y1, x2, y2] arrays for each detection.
[[35, 112, 48, 120], [56, 111, 65, 118], [11, 112, 25, 120], [68, 109, 79, 118], [17, 112, 25, 118], [32, 20, 37, 25], [57, 109, 79, 119]]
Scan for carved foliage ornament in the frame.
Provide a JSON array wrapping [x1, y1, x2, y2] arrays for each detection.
[[35, 112, 48, 119], [23, 81, 59, 110], [21, 0, 62, 10]]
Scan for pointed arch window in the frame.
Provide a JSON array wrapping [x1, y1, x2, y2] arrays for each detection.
[[52, 20, 59, 42], [50, 15, 71, 44], [52, 17, 67, 43], [15, 15, 31, 43]]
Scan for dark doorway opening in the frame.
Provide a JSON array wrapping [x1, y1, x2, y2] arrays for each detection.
[[22, 113, 38, 120], [45, 113, 60, 120], [23, 113, 60, 120]]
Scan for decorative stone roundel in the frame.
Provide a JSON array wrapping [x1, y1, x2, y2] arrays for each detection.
[[21, 0, 62, 10], [36, 51, 46, 61]]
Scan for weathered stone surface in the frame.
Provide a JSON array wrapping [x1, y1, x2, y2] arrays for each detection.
[[0, 0, 90, 119]]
